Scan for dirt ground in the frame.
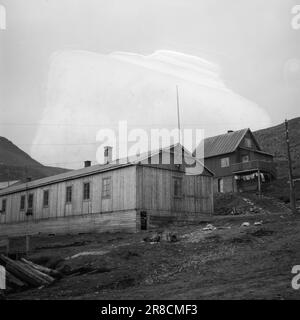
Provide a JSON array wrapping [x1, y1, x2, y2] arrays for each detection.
[[5, 211, 300, 300]]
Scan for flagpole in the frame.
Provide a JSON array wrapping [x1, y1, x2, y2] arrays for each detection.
[[176, 85, 181, 144]]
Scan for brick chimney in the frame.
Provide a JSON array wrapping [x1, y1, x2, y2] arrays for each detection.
[[84, 160, 91, 168], [104, 146, 113, 164]]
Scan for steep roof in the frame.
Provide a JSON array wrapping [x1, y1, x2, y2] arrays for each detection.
[[0, 162, 132, 196], [194, 128, 255, 158]]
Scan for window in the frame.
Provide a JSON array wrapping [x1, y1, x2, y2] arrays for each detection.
[[26, 194, 34, 216], [242, 155, 249, 163], [83, 182, 90, 200], [221, 157, 230, 168], [102, 177, 111, 198], [66, 186, 72, 203], [173, 177, 182, 198], [20, 195, 26, 211], [1, 199, 6, 214], [43, 190, 49, 207], [27, 194, 34, 209], [245, 138, 252, 148]]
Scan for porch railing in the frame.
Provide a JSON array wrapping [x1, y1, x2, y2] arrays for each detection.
[[232, 160, 276, 177]]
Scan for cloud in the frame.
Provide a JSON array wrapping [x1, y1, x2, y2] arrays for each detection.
[[31, 50, 271, 168], [110, 50, 226, 91]]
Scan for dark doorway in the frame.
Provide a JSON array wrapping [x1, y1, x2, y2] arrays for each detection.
[[140, 211, 147, 230]]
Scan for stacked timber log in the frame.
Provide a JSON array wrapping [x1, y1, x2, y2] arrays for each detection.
[[21, 258, 62, 279], [0, 254, 60, 292]]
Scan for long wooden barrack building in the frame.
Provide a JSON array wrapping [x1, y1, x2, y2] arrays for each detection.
[[0, 144, 214, 237]]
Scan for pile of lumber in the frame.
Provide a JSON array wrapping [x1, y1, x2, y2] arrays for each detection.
[[0, 254, 61, 292]]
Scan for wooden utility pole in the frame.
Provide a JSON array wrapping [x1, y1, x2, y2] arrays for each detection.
[[257, 169, 262, 197], [285, 119, 297, 213]]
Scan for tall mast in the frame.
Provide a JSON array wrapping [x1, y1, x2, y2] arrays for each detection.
[[176, 85, 181, 144]]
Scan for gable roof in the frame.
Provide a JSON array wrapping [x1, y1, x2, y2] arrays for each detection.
[[194, 128, 261, 158], [0, 143, 213, 196]]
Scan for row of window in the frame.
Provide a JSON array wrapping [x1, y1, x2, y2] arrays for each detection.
[[0, 178, 112, 214], [1, 192, 42, 215], [1, 176, 183, 214]]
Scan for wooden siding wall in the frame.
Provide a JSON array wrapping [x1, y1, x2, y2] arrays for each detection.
[[236, 148, 273, 163], [0, 163, 214, 235], [213, 176, 236, 193], [205, 150, 272, 180], [240, 132, 259, 150], [0, 166, 137, 234], [136, 165, 213, 217], [204, 153, 237, 178], [0, 211, 137, 238]]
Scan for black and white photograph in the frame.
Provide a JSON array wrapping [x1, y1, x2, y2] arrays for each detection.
[[0, 0, 300, 306]]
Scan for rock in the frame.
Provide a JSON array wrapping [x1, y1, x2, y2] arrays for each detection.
[[203, 224, 216, 231], [168, 234, 178, 242], [161, 231, 178, 242], [254, 221, 263, 226], [241, 222, 250, 227], [143, 233, 161, 243]]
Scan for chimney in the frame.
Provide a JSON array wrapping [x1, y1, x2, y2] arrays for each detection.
[[104, 146, 113, 164], [227, 130, 234, 133], [84, 160, 91, 168]]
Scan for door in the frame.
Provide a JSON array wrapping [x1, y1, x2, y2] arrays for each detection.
[[140, 211, 147, 230], [171, 176, 184, 212], [26, 193, 34, 221], [101, 177, 112, 212]]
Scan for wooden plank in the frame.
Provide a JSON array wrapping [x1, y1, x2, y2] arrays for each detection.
[[0, 255, 52, 287]]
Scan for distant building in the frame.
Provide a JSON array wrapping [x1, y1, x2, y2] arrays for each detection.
[[0, 144, 214, 237], [194, 128, 276, 193]]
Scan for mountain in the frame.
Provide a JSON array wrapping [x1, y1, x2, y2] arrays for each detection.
[[254, 117, 300, 179], [0, 137, 70, 182], [254, 117, 300, 202]]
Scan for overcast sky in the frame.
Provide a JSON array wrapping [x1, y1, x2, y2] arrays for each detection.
[[0, 0, 299, 168]]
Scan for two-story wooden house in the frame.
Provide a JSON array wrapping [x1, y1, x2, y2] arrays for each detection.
[[194, 128, 276, 193]]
